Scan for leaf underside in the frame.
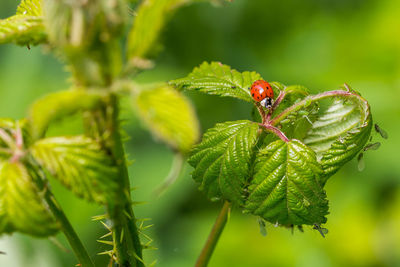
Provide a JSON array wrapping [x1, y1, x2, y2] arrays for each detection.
[[0, 161, 59, 236], [245, 140, 329, 226], [0, 0, 45, 46], [134, 85, 200, 153], [304, 97, 372, 182], [29, 90, 103, 140], [170, 61, 262, 103], [17, 0, 43, 16], [0, 15, 46, 46], [188, 120, 259, 205], [31, 136, 120, 204]]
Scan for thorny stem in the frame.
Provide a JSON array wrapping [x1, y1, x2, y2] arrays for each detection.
[[106, 94, 144, 267], [195, 201, 231, 267]]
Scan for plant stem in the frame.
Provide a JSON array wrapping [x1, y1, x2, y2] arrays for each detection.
[[46, 194, 95, 267], [107, 94, 144, 267], [30, 162, 95, 267], [258, 123, 289, 142], [195, 201, 231, 267], [270, 90, 361, 126]]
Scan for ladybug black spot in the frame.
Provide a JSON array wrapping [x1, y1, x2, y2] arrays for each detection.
[[251, 93, 254, 97]]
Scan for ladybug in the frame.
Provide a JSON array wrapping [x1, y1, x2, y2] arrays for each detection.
[[250, 80, 274, 109]]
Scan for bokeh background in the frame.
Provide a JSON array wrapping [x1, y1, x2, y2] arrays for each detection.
[[0, 0, 399, 266]]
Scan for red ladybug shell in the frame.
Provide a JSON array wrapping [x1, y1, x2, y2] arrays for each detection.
[[250, 80, 274, 102]]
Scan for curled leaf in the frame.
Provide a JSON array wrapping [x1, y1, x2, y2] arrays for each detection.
[[303, 95, 372, 182], [0, 15, 46, 46], [0, 161, 59, 236], [134, 85, 200, 154], [29, 90, 104, 140]]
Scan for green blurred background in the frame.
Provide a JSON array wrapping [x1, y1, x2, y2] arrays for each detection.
[[0, 0, 399, 266]]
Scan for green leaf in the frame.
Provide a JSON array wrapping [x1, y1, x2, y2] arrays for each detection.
[[0, 161, 59, 236], [30, 136, 119, 204], [170, 61, 262, 103], [188, 120, 259, 204], [245, 139, 329, 226], [29, 90, 104, 140], [303, 97, 372, 181], [134, 85, 199, 153], [0, 15, 46, 46], [17, 0, 43, 16]]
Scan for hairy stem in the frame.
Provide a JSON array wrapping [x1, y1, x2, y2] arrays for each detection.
[[106, 94, 144, 267], [195, 201, 231, 267]]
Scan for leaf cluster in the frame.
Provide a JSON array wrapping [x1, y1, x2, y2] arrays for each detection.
[[171, 62, 375, 227], [0, 0, 223, 243]]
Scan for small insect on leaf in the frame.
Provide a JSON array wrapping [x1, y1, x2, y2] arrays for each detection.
[[357, 153, 365, 171], [374, 124, 388, 139], [257, 218, 267, 237], [363, 142, 381, 151], [313, 224, 328, 238]]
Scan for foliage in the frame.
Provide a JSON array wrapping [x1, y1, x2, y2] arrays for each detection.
[[0, 161, 59, 236], [0, 0, 220, 266], [171, 61, 261, 102], [0, 0, 45, 46], [31, 136, 120, 204], [0, 0, 380, 266], [173, 62, 374, 227], [245, 140, 328, 226], [133, 84, 199, 153], [188, 120, 258, 204]]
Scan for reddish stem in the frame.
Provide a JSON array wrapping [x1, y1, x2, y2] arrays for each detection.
[[256, 102, 266, 124], [255, 87, 365, 143], [270, 90, 358, 126], [266, 90, 286, 120], [258, 123, 289, 142]]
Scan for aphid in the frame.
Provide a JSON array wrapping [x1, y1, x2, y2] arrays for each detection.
[[250, 80, 274, 109]]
